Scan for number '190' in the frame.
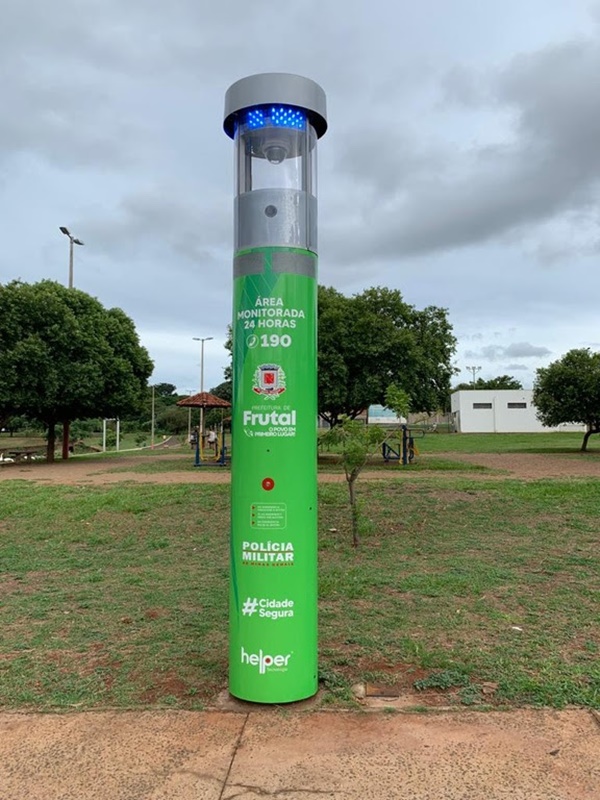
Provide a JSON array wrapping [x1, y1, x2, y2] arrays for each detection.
[[261, 335, 291, 348]]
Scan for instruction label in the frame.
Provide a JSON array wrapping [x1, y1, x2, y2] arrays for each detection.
[[251, 503, 288, 529]]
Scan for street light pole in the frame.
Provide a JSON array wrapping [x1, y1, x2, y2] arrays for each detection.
[[466, 365, 482, 386], [68, 238, 73, 289], [187, 389, 193, 445], [151, 385, 156, 449], [58, 226, 85, 461], [192, 336, 213, 436], [59, 226, 84, 289]]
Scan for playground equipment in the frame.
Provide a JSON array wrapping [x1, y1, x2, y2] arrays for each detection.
[[102, 418, 121, 452], [176, 391, 231, 466], [382, 425, 423, 465], [190, 426, 227, 466]]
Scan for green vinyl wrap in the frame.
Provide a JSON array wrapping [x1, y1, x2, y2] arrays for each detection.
[[229, 246, 318, 703]]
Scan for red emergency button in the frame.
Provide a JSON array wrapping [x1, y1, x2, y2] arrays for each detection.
[[262, 477, 275, 491]]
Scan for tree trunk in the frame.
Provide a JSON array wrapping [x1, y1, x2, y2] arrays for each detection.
[[348, 478, 360, 547], [62, 420, 70, 460], [47, 421, 56, 463], [581, 427, 599, 452]]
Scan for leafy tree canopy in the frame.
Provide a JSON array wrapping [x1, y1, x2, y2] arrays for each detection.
[[222, 286, 456, 425], [127, 383, 189, 434], [533, 349, 600, 452], [202, 381, 233, 430], [209, 380, 233, 404], [156, 404, 190, 435], [0, 280, 153, 459], [318, 286, 456, 425], [153, 382, 178, 399], [454, 375, 524, 391], [384, 384, 411, 420]]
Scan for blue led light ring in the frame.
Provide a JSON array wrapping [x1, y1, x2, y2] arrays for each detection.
[[247, 108, 266, 129], [245, 105, 306, 130]]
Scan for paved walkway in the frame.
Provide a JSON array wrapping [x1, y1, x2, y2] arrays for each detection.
[[1, 708, 599, 799]]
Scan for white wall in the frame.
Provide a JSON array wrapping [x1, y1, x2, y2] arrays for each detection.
[[451, 390, 585, 433]]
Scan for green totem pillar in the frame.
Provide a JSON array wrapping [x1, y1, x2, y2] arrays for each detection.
[[223, 74, 328, 703]]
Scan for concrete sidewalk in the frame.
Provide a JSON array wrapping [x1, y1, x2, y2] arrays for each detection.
[[1, 708, 598, 799]]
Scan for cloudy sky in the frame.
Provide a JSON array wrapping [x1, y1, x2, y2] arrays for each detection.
[[3, 0, 600, 394]]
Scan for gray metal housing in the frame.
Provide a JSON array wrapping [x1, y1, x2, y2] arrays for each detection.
[[235, 189, 317, 252], [224, 73, 327, 139]]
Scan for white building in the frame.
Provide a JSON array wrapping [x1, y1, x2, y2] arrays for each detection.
[[451, 390, 585, 433]]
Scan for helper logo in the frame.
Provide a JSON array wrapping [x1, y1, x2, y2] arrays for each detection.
[[240, 646, 292, 674], [242, 597, 259, 616]]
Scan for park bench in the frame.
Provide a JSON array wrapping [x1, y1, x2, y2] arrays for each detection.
[[0, 447, 45, 463]]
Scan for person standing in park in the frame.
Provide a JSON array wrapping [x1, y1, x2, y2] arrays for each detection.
[[207, 429, 218, 455]]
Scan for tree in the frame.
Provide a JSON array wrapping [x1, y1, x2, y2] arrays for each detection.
[[384, 384, 411, 421], [454, 375, 524, 391], [204, 380, 233, 430], [0, 281, 153, 461], [533, 349, 600, 452], [124, 383, 184, 435], [209, 380, 232, 404], [156, 404, 190, 435], [318, 286, 456, 425], [321, 417, 386, 546], [0, 414, 31, 437], [153, 383, 178, 400], [222, 285, 456, 425], [222, 325, 233, 384], [317, 287, 351, 422]]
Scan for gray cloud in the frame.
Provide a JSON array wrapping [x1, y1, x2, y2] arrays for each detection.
[[0, 0, 288, 171], [322, 34, 600, 266], [465, 342, 552, 361], [0, 83, 144, 169], [2, 0, 599, 392], [0, 3, 148, 168], [504, 342, 553, 358], [82, 187, 230, 265], [439, 64, 491, 108], [75, 186, 233, 335]]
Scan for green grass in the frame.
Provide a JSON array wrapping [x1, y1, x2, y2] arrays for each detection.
[[319, 478, 600, 708], [80, 433, 189, 454], [76, 447, 190, 463], [99, 453, 490, 476], [1, 475, 599, 710], [0, 483, 228, 709], [100, 456, 204, 474], [77, 433, 231, 460], [0, 435, 46, 449], [0, 432, 190, 461], [415, 431, 597, 454], [317, 430, 600, 469], [318, 454, 494, 474]]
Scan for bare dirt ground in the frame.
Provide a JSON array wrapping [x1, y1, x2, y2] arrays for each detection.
[[1, 450, 600, 485], [0, 455, 226, 485], [1, 708, 599, 799], [435, 450, 600, 479]]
